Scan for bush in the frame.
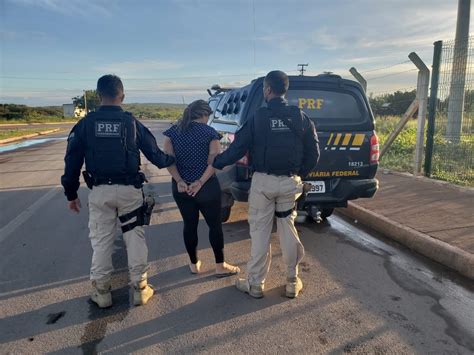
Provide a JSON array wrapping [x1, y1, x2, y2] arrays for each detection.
[[376, 115, 473, 186]]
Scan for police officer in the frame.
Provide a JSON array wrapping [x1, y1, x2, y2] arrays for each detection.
[[213, 70, 319, 298], [61, 74, 174, 308]]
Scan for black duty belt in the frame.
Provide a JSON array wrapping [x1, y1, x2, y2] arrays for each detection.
[[261, 171, 297, 177], [93, 176, 133, 186]]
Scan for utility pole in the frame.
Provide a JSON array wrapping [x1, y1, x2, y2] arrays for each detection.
[[83, 90, 88, 113], [447, 0, 470, 142], [297, 64, 308, 76]]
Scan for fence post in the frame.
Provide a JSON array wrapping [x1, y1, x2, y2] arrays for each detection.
[[409, 52, 430, 175], [424, 41, 443, 177], [379, 100, 419, 158], [349, 67, 367, 92]]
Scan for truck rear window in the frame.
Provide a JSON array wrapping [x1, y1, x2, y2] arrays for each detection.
[[286, 89, 370, 130]]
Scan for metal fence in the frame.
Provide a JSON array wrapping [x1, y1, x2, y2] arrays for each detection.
[[426, 37, 474, 186]]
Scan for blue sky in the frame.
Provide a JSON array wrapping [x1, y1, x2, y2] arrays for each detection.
[[0, 0, 470, 106]]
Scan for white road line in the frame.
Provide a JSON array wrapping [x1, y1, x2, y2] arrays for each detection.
[[0, 187, 60, 243]]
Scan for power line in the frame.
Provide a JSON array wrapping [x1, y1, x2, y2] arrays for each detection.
[[367, 68, 418, 81], [370, 86, 417, 96], [360, 60, 411, 74]]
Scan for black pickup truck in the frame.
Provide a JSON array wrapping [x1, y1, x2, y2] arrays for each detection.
[[208, 74, 379, 222]]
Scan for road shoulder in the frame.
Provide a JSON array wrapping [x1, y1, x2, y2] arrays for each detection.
[[336, 171, 474, 280]]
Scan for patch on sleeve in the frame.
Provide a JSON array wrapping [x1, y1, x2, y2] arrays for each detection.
[[95, 121, 122, 137], [68, 131, 75, 140]]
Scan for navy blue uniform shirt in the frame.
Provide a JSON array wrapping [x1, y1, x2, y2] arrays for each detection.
[[213, 97, 319, 178], [61, 106, 174, 201]]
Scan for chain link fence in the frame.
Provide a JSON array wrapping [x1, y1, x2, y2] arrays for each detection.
[[431, 37, 474, 186]]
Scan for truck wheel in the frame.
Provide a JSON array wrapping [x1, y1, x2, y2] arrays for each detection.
[[221, 206, 232, 223], [321, 208, 334, 219]]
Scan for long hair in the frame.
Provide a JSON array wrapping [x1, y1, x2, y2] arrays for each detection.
[[177, 100, 212, 132]]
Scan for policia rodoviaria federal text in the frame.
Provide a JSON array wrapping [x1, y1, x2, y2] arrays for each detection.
[[213, 70, 320, 299], [61, 75, 174, 308]]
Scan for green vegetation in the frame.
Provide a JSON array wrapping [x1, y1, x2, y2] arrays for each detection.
[[376, 116, 473, 187], [0, 104, 65, 122], [0, 129, 44, 140], [73, 90, 100, 112], [0, 102, 184, 123], [376, 116, 417, 173], [369, 90, 416, 116], [123, 103, 184, 120]]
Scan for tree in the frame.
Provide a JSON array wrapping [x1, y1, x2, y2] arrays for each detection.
[[72, 90, 100, 112], [369, 90, 416, 116]]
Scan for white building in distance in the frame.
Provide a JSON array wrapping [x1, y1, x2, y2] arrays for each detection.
[[63, 104, 86, 118]]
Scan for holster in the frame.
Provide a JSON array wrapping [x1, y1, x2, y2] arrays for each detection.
[[133, 172, 148, 189], [82, 171, 94, 189], [119, 194, 155, 233]]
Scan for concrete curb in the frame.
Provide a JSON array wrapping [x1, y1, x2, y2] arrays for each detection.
[[0, 128, 61, 144], [337, 202, 474, 280]]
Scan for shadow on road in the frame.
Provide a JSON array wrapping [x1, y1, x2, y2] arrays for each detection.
[[57, 284, 294, 354]]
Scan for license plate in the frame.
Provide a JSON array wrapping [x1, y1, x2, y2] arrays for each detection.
[[307, 181, 325, 194]]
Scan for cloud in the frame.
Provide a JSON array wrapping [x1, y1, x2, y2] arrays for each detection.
[[96, 60, 183, 76]]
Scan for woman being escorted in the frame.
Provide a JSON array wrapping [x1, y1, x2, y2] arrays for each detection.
[[163, 100, 240, 276]]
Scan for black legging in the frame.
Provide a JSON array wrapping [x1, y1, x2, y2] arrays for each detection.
[[172, 176, 224, 264]]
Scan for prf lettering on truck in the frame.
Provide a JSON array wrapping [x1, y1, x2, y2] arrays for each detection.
[[298, 98, 324, 110]]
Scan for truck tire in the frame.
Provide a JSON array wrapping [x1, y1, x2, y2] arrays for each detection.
[[321, 208, 334, 219]]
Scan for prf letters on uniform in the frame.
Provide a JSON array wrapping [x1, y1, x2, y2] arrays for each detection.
[[271, 119, 290, 131], [95, 121, 122, 137]]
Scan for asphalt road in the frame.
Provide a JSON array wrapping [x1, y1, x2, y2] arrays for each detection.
[[0, 121, 473, 354]]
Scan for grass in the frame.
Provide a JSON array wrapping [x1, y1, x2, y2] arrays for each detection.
[[376, 115, 473, 187], [0, 116, 77, 124], [0, 129, 45, 140], [123, 103, 184, 120], [0, 103, 185, 124]]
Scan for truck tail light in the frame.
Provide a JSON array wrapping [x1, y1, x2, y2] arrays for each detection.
[[370, 134, 379, 164]]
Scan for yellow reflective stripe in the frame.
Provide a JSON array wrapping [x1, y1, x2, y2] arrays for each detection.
[[352, 134, 365, 146], [326, 133, 334, 145], [333, 133, 342, 145], [342, 133, 352, 146]]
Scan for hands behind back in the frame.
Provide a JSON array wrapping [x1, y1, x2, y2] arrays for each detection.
[[177, 179, 203, 196], [187, 180, 203, 197], [177, 180, 189, 193]]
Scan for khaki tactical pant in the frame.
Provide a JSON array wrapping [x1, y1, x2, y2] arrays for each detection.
[[88, 184, 148, 284], [247, 172, 304, 286]]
